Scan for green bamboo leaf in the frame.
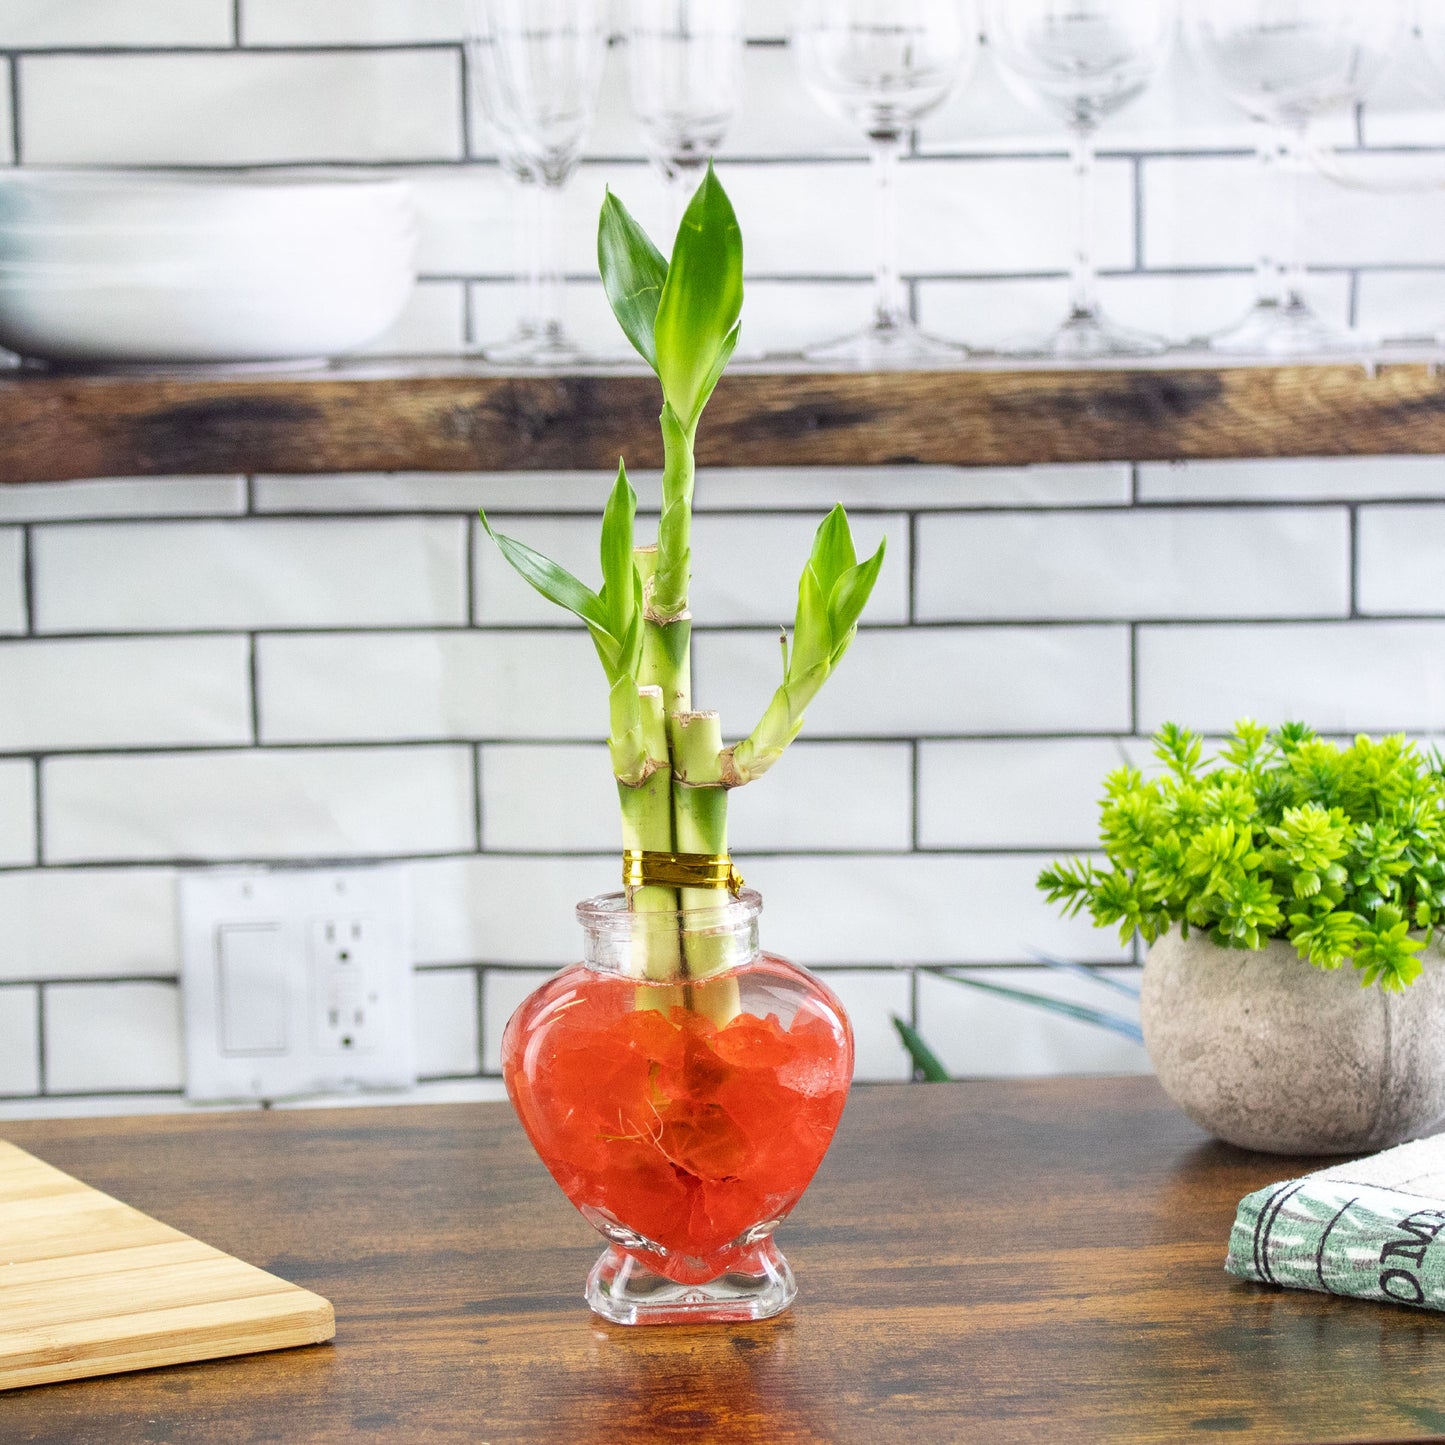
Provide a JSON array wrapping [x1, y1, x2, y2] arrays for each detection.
[[597, 189, 667, 372], [688, 318, 741, 423], [599, 459, 637, 629], [789, 561, 831, 677], [891, 1015, 951, 1082], [808, 504, 857, 595], [615, 584, 643, 680], [827, 539, 886, 654], [654, 162, 743, 429], [480, 513, 610, 634]]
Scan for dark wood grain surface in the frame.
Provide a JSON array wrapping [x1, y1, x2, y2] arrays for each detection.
[[2, 360, 1445, 482], [2, 1078, 1442, 1444]]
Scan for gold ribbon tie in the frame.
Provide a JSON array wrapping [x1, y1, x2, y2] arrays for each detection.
[[622, 849, 745, 896]]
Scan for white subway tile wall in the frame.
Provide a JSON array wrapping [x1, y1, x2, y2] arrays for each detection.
[[0, 1, 234, 48], [0, 761, 35, 867], [0, 528, 25, 633], [5, 454, 1439, 1106], [412, 967, 481, 1080], [0, 985, 39, 1096], [0, 476, 248, 523], [20, 51, 465, 166], [43, 982, 183, 1095], [3, 7, 1445, 1112], [42, 745, 477, 863], [0, 636, 252, 751], [33, 518, 470, 633]]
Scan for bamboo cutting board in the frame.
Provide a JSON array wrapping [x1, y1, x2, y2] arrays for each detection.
[[0, 1139, 334, 1391]]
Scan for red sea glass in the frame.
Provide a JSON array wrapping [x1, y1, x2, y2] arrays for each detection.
[[502, 956, 853, 1285]]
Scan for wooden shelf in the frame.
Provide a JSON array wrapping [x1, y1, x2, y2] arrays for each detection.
[[2, 356, 1444, 484]]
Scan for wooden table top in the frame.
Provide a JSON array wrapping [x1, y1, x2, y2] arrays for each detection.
[[3, 1077, 1443, 1444]]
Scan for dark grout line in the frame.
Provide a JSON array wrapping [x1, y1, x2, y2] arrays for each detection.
[[908, 967, 920, 1062], [6, 54, 19, 165], [458, 33, 474, 162], [1349, 506, 1360, 620], [464, 513, 478, 624], [1132, 156, 1145, 271], [34, 984, 45, 1094], [20, 523, 34, 635], [1128, 624, 1139, 737], [475, 964, 489, 1070], [31, 754, 42, 866], [472, 744, 484, 854], [232, 0, 243, 47], [906, 511, 919, 625], [909, 739, 921, 854], [5, 974, 178, 988], [247, 633, 261, 743]]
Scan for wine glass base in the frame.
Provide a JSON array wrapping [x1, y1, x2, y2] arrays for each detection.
[[479, 325, 591, 369], [998, 310, 1169, 361], [1207, 300, 1372, 359], [802, 321, 965, 370]]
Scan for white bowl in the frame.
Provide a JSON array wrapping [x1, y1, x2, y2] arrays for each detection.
[[0, 168, 416, 235], [0, 170, 418, 365]]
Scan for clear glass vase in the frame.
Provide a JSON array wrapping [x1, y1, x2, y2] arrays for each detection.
[[502, 889, 854, 1325]]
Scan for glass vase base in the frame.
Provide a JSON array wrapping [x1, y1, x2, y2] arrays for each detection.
[[585, 1240, 796, 1326]]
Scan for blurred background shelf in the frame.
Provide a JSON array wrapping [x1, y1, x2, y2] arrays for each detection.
[[1, 357, 1444, 484]]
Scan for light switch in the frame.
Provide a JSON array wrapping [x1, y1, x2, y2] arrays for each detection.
[[218, 924, 287, 1055]]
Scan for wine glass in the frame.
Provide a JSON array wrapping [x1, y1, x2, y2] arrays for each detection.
[[1183, 0, 1409, 356], [984, 0, 1176, 359], [464, 0, 607, 367], [1424, 0, 1445, 77], [626, 0, 746, 238], [794, 0, 978, 367]]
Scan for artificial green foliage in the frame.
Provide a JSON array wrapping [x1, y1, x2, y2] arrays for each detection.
[[890, 1016, 951, 1082], [1037, 721, 1445, 991]]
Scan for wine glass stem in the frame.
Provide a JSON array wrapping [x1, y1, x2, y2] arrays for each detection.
[[513, 172, 542, 338], [1277, 124, 1308, 312], [1067, 121, 1099, 322], [535, 177, 566, 341], [869, 130, 908, 334], [664, 163, 699, 247], [1251, 130, 1283, 307]]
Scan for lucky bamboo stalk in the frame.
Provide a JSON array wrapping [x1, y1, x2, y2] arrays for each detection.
[[482, 164, 885, 988]]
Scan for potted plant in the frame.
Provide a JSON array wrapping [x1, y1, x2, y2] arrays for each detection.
[[481, 167, 886, 1323], [1039, 721, 1445, 1154]]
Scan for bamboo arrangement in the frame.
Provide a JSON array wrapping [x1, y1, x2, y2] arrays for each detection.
[[483, 167, 884, 983]]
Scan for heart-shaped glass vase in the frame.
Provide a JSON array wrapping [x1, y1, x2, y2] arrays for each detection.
[[502, 889, 853, 1325]]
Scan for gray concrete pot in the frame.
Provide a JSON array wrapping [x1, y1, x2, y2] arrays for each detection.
[[1140, 929, 1445, 1155]]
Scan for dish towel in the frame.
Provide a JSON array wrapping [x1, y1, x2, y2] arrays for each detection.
[[1227, 1133, 1445, 1310]]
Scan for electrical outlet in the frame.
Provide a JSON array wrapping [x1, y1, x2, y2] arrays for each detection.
[[311, 915, 384, 1054], [180, 865, 414, 1103]]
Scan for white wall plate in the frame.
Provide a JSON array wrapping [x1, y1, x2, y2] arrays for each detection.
[[179, 865, 414, 1103]]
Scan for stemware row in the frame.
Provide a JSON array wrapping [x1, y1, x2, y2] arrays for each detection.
[[464, 0, 1438, 367]]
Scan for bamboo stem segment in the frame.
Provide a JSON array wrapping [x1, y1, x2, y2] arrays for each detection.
[[617, 687, 682, 984]]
